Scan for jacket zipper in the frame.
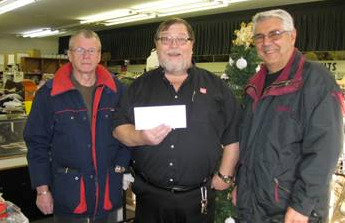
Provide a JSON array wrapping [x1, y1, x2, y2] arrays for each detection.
[[273, 178, 291, 202], [263, 80, 291, 95], [245, 84, 259, 95]]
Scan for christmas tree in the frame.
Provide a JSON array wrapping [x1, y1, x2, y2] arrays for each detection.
[[215, 22, 261, 223], [221, 22, 261, 102]]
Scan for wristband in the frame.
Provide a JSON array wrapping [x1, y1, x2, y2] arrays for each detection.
[[216, 171, 234, 184], [37, 191, 50, 196], [114, 165, 126, 173]]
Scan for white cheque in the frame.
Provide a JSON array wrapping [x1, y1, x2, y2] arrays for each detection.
[[134, 105, 186, 130]]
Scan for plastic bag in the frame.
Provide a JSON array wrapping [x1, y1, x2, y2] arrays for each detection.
[[0, 194, 29, 223]]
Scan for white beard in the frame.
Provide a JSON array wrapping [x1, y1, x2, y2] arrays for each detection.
[[159, 51, 191, 74], [160, 59, 188, 73]]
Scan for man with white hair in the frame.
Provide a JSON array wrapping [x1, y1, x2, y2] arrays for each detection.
[[24, 30, 131, 223], [233, 9, 344, 223]]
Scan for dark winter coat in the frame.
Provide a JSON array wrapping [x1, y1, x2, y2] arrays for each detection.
[[236, 50, 344, 223]]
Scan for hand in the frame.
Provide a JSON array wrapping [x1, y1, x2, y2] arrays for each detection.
[[141, 124, 172, 145], [231, 186, 237, 206], [123, 173, 135, 190], [211, 174, 231, 191], [284, 207, 309, 223], [36, 191, 53, 215]]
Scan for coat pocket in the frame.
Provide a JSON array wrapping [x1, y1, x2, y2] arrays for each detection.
[[103, 167, 123, 210], [53, 172, 87, 214], [273, 177, 291, 203], [255, 176, 292, 216]]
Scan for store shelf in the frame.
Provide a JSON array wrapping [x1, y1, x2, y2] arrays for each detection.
[[21, 57, 69, 75]]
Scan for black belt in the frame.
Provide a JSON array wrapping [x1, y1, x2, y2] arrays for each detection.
[[56, 167, 79, 174], [55, 214, 110, 223], [136, 173, 207, 193]]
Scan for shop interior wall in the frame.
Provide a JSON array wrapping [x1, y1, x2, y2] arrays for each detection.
[[0, 36, 58, 55], [57, 0, 345, 62]]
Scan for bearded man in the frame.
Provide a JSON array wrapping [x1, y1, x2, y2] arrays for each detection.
[[113, 18, 242, 223]]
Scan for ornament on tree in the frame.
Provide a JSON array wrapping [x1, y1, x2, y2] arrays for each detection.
[[236, 57, 247, 70], [229, 57, 234, 66], [221, 73, 229, 80], [256, 64, 261, 72], [224, 217, 236, 223]]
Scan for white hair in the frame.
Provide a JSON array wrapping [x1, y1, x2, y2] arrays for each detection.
[[252, 9, 295, 33], [69, 29, 101, 50]]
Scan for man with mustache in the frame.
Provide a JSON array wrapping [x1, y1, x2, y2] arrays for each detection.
[[233, 9, 344, 223], [113, 18, 242, 223]]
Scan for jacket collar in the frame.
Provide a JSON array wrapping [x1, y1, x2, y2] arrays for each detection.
[[245, 48, 305, 110], [51, 63, 116, 96], [247, 49, 301, 89]]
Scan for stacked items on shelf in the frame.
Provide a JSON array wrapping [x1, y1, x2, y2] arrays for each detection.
[[329, 173, 345, 222], [0, 193, 29, 223], [0, 94, 23, 114], [0, 79, 37, 114], [20, 57, 68, 84]]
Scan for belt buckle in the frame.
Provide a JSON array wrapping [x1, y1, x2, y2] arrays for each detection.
[[170, 186, 181, 193]]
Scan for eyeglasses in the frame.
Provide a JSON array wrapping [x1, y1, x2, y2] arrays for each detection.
[[253, 30, 289, 44], [70, 47, 100, 55], [156, 36, 193, 46]]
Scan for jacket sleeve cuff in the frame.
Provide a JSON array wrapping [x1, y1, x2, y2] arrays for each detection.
[[114, 145, 131, 168], [289, 195, 315, 217]]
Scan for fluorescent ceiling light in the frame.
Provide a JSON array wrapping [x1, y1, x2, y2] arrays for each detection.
[[105, 14, 148, 23], [82, 0, 240, 27], [80, 9, 132, 24], [22, 28, 62, 38], [159, 3, 228, 17], [22, 28, 46, 35], [159, 4, 227, 17], [158, 1, 228, 14], [132, 0, 204, 12], [104, 14, 156, 26], [223, 0, 249, 3], [0, 0, 35, 15]]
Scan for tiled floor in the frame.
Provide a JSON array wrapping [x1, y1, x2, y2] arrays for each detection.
[[30, 209, 135, 223], [31, 217, 53, 223]]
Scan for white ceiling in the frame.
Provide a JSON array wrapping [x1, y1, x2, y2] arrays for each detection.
[[0, 0, 323, 38]]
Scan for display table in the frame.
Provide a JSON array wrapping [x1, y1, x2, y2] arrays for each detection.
[[0, 114, 46, 221], [0, 156, 27, 171], [0, 114, 28, 171]]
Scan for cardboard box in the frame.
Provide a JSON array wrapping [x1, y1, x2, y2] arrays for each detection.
[[7, 54, 15, 65], [5, 53, 30, 65], [0, 54, 4, 72], [16, 53, 29, 64], [27, 49, 41, 57], [0, 54, 4, 65]]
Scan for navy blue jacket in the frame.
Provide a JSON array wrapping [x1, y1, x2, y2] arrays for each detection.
[[24, 63, 131, 219]]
